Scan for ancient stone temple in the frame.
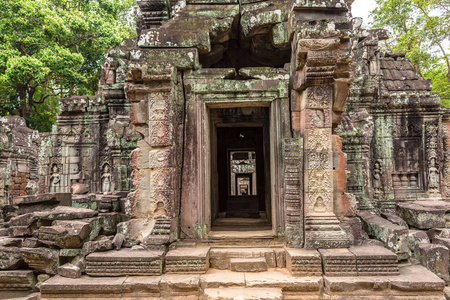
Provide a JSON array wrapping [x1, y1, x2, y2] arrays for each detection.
[[2, 0, 450, 299]]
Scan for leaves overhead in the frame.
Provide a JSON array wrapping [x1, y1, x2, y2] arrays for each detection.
[[0, 0, 135, 131], [370, 0, 450, 106]]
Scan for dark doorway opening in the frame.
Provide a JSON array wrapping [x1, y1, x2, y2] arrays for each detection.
[[210, 107, 271, 231], [217, 127, 266, 218]]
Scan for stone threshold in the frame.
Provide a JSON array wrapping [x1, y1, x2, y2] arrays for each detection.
[[39, 265, 445, 300]]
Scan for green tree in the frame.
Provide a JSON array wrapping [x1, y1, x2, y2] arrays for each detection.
[[0, 0, 135, 131], [370, 0, 450, 106]]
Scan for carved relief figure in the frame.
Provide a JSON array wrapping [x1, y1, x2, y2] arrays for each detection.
[[313, 196, 326, 213], [50, 164, 61, 193], [428, 157, 440, 192], [101, 164, 112, 194], [373, 161, 382, 196]]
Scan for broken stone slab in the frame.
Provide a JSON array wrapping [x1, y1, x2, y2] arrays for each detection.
[[433, 237, 450, 250], [408, 230, 430, 256], [380, 211, 408, 228], [112, 233, 125, 250], [0, 237, 23, 247], [165, 247, 210, 274], [21, 247, 59, 275], [13, 194, 59, 215], [81, 236, 113, 257], [116, 219, 151, 247], [57, 263, 81, 279], [428, 228, 450, 240], [396, 201, 449, 230], [349, 244, 399, 276], [22, 238, 40, 248], [12, 194, 56, 206], [286, 248, 322, 276], [7, 214, 36, 228], [0, 246, 24, 270], [415, 243, 450, 282], [358, 211, 409, 260], [99, 212, 121, 235], [71, 194, 99, 211], [6, 226, 32, 237], [36, 220, 91, 248], [9, 207, 98, 231], [319, 248, 357, 276], [0, 270, 36, 291], [85, 248, 164, 276], [98, 195, 121, 213]]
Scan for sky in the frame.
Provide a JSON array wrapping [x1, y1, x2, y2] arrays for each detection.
[[351, 0, 378, 26]]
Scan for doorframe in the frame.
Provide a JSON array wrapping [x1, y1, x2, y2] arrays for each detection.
[[181, 73, 290, 239]]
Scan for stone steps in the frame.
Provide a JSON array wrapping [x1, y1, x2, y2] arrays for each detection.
[[202, 288, 282, 300], [287, 245, 399, 277], [230, 258, 268, 272], [209, 247, 282, 270], [39, 266, 445, 300]]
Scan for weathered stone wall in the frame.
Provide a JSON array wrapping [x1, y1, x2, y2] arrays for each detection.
[[340, 29, 443, 210], [0, 116, 40, 204]]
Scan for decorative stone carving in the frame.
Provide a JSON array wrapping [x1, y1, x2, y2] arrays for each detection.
[[373, 161, 383, 196], [101, 164, 113, 194]]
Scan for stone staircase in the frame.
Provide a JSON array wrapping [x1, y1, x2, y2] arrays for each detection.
[[37, 244, 447, 299]]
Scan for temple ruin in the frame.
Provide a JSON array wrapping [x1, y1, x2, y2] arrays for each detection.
[[1, 0, 450, 299]]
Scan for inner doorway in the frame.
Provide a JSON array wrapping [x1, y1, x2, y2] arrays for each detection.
[[210, 108, 271, 231]]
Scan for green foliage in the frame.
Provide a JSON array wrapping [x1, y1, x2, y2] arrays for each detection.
[[0, 0, 135, 130], [370, 0, 450, 106]]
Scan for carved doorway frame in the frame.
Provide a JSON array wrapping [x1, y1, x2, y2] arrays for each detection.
[[181, 71, 290, 239]]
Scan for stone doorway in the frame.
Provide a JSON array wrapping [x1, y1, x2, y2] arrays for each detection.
[[211, 108, 272, 232]]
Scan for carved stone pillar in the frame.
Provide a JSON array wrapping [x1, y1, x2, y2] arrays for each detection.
[[290, 0, 356, 248], [126, 61, 184, 245]]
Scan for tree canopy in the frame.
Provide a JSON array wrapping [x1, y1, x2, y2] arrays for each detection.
[[370, 0, 450, 106], [0, 0, 135, 131]]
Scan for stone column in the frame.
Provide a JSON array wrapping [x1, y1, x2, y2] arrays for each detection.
[[126, 61, 184, 245], [289, 0, 356, 248]]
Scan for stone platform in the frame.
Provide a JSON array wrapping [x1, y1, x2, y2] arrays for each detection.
[[39, 265, 445, 300]]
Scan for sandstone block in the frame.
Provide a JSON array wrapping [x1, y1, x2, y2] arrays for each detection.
[[408, 230, 430, 255], [165, 246, 210, 274], [396, 201, 448, 230], [199, 269, 245, 289], [82, 237, 113, 257], [286, 248, 322, 276], [319, 248, 357, 276], [0, 246, 24, 270], [86, 248, 164, 276], [380, 211, 408, 228], [230, 258, 267, 272], [358, 211, 409, 260], [0, 270, 36, 291], [33, 206, 98, 221], [160, 274, 200, 299], [349, 244, 399, 276], [58, 263, 81, 279], [116, 219, 144, 247], [209, 248, 276, 270], [415, 243, 450, 282], [112, 233, 125, 250], [21, 247, 60, 275], [428, 228, 450, 240], [37, 221, 91, 248], [202, 288, 283, 300]]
